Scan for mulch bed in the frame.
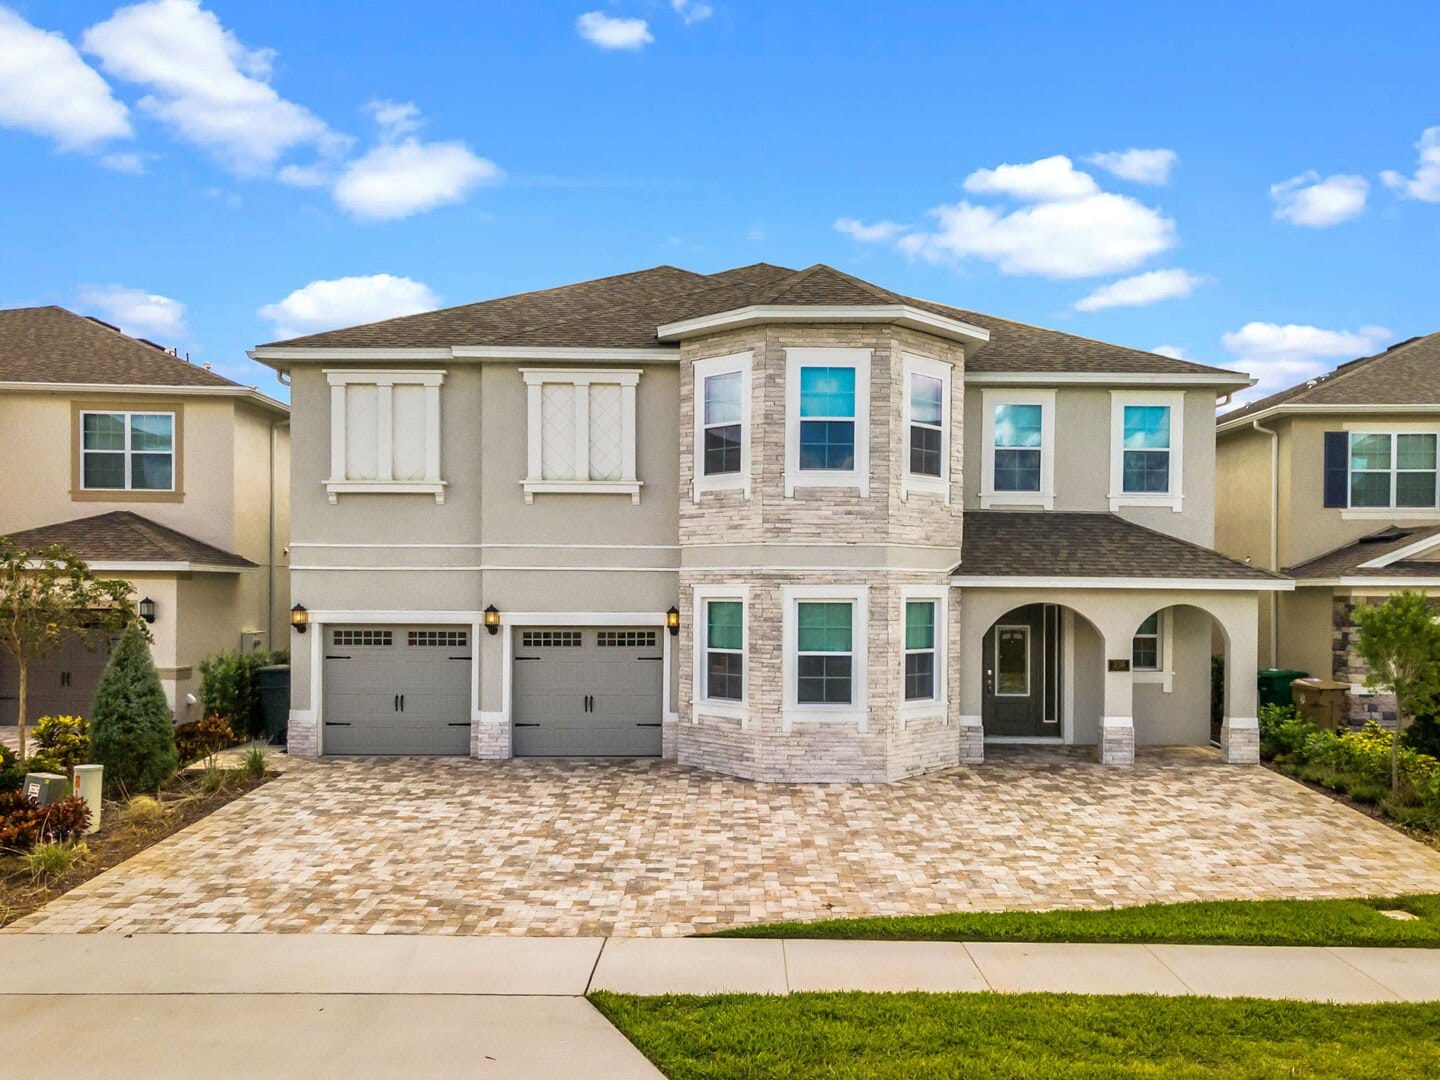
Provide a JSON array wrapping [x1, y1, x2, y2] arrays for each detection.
[[0, 769, 273, 929], [1263, 760, 1440, 852]]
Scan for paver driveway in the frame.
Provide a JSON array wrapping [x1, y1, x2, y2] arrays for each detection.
[[11, 748, 1440, 936]]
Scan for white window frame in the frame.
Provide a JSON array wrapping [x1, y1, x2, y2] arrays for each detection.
[[781, 584, 869, 730], [691, 586, 749, 723], [325, 370, 446, 504], [899, 585, 947, 721], [1109, 390, 1184, 512], [1339, 423, 1440, 519], [691, 352, 753, 502], [1131, 609, 1174, 692], [784, 347, 871, 498], [901, 354, 953, 503], [980, 389, 1055, 509], [521, 369, 642, 504], [79, 410, 176, 492]]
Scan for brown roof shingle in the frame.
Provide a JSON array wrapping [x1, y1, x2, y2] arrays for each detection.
[[1285, 523, 1440, 581], [0, 306, 241, 388], [3, 511, 253, 569], [957, 511, 1286, 581]]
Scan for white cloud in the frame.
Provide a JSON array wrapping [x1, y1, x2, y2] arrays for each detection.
[[1152, 345, 1189, 360], [100, 151, 146, 174], [577, 12, 654, 50], [672, 0, 714, 24], [1221, 321, 1392, 397], [79, 284, 187, 339], [834, 217, 910, 242], [1087, 148, 1178, 185], [259, 274, 440, 339], [0, 7, 131, 150], [82, 0, 343, 176], [1073, 268, 1203, 312], [333, 138, 500, 221], [962, 155, 1099, 202], [1270, 171, 1368, 227], [1381, 126, 1440, 202], [367, 99, 421, 139]]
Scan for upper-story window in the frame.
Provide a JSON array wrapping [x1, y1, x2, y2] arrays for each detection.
[[325, 370, 446, 504], [522, 368, 642, 503], [783, 348, 871, 497], [1109, 391, 1184, 512], [79, 411, 175, 492], [692, 353, 752, 501], [1345, 432, 1437, 509], [902, 354, 952, 502], [980, 389, 1054, 509]]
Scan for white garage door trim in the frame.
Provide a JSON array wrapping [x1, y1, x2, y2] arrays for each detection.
[[305, 611, 482, 755]]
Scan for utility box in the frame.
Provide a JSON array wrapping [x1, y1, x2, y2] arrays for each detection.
[[73, 764, 103, 834], [23, 772, 69, 806], [1258, 668, 1308, 708], [1292, 677, 1350, 730]]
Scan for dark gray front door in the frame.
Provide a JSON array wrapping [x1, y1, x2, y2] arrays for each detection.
[[511, 627, 663, 757], [323, 626, 471, 755], [982, 605, 1057, 737]]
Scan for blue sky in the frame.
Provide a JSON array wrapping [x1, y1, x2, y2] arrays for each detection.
[[1, 1, 1437, 401]]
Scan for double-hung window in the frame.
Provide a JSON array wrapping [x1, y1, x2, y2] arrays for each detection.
[[902, 594, 944, 706], [80, 410, 176, 492], [784, 348, 871, 496], [902, 354, 952, 501], [704, 600, 744, 701], [692, 353, 752, 500], [783, 586, 869, 725], [1109, 391, 1184, 511], [1348, 433, 1438, 509], [325, 370, 446, 503], [522, 369, 642, 503], [1132, 613, 1162, 671], [980, 389, 1054, 508]]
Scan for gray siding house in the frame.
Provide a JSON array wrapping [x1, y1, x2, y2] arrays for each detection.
[[253, 263, 1287, 783]]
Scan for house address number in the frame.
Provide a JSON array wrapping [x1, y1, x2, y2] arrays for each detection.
[[1107, 658, 1132, 672]]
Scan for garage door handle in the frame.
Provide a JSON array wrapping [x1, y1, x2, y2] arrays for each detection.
[[449, 656, 470, 661], [324, 721, 352, 727], [326, 654, 353, 660], [636, 723, 662, 728], [447, 722, 469, 727], [514, 722, 540, 727]]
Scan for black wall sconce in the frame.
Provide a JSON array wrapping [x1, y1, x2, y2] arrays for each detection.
[[290, 603, 309, 634], [666, 605, 680, 636], [484, 604, 501, 635], [138, 597, 156, 624]]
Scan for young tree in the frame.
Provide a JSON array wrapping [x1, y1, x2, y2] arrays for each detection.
[[0, 539, 134, 759], [1353, 590, 1440, 791], [90, 620, 178, 794]]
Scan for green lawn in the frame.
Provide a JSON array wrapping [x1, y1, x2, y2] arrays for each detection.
[[706, 894, 1440, 947], [591, 991, 1440, 1079]]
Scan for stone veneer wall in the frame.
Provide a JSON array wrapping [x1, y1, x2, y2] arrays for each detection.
[[1332, 593, 1440, 728]]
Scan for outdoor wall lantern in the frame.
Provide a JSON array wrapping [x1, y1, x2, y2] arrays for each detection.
[[138, 597, 156, 624], [484, 605, 501, 635], [290, 603, 309, 634], [666, 605, 681, 636]]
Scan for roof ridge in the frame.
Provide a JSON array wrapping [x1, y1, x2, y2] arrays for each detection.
[[753, 263, 903, 306]]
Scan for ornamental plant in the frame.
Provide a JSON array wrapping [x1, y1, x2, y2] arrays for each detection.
[[90, 621, 178, 795], [0, 791, 91, 851], [1353, 591, 1440, 792], [33, 714, 90, 772]]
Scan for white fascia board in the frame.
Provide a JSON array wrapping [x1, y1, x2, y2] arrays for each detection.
[[949, 575, 1294, 592], [656, 304, 991, 345], [1323, 575, 1440, 588], [1218, 403, 1440, 435], [966, 371, 1253, 389], [250, 347, 453, 364], [86, 560, 247, 574], [0, 380, 288, 415], [250, 345, 679, 366], [1356, 533, 1440, 569]]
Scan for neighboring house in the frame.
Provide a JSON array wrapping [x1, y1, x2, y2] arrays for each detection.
[[0, 306, 290, 725], [1217, 331, 1440, 726], [252, 262, 1285, 783]]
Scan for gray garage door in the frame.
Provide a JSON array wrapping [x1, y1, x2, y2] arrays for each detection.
[[512, 627, 663, 757], [323, 626, 471, 755], [0, 632, 112, 727]]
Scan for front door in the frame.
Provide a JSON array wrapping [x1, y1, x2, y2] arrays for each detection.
[[982, 605, 1059, 737]]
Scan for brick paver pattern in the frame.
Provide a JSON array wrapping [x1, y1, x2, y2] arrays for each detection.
[[10, 748, 1440, 936]]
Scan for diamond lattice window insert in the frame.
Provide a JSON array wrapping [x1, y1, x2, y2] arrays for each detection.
[[523, 370, 641, 501]]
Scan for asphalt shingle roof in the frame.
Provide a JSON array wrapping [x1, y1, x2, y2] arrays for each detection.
[[956, 511, 1286, 581], [1222, 330, 1440, 421], [1285, 523, 1440, 580], [262, 262, 1245, 380], [0, 306, 241, 388], [2, 511, 253, 569]]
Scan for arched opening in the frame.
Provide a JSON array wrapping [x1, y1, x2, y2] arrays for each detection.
[[1126, 603, 1231, 749], [980, 603, 1102, 741]]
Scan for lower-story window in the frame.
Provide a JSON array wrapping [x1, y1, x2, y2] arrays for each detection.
[[704, 599, 744, 701], [904, 600, 937, 701], [1132, 612, 1162, 671], [796, 601, 854, 704]]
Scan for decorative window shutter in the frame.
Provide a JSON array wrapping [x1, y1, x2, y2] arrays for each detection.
[[1323, 431, 1348, 508], [325, 370, 446, 503]]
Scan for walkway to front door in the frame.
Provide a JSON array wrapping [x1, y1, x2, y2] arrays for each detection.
[[12, 748, 1440, 936]]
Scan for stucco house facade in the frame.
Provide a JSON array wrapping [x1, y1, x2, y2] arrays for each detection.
[[0, 306, 290, 724], [1216, 330, 1440, 726], [255, 262, 1285, 782]]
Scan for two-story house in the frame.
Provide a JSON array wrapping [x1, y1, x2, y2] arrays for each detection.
[[1216, 330, 1440, 726], [0, 306, 290, 724], [253, 263, 1285, 782]]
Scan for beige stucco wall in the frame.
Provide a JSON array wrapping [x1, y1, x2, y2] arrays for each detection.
[[1276, 586, 1334, 678]]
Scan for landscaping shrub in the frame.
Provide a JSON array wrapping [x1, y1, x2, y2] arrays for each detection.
[[124, 794, 166, 828], [0, 791, 91, 851], [1258, 703, 1311, 759], [89, 621, 178, 795], [198, 649, 287, 738], [174, 714, 238, 767], [20, 751, 65, 777], [0, 744, 23, 794], [1405, 712, 1440, 759], [242, 744, 267, 780], [32, 714, 89, 772], [20, 840, 87, 883]]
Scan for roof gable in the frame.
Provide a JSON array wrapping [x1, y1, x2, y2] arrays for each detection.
[[2, 510, 253, 569]]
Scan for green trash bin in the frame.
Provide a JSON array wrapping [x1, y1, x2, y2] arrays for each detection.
[[1257, 668, 1308, 708], [256, 664, 290, 745]]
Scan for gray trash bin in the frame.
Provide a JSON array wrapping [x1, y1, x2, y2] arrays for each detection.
[[256, 664, 290, 745]]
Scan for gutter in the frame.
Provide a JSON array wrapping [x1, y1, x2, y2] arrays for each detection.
[[1252, 418, 1281, 662]]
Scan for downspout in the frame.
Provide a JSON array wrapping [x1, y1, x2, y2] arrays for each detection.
[[268, 417, 277, 651], [1252, 419, 1280, 663]]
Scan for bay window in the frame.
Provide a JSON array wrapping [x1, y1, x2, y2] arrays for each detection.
[[692, 353, 752, 500], [902, 354, 952, 501], [783, 348, 871, 496]]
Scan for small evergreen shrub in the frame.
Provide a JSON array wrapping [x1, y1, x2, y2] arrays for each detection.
[[0, 792, 91, 850], [89, 621, 178, 795], [33, 714, 90, 771]]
